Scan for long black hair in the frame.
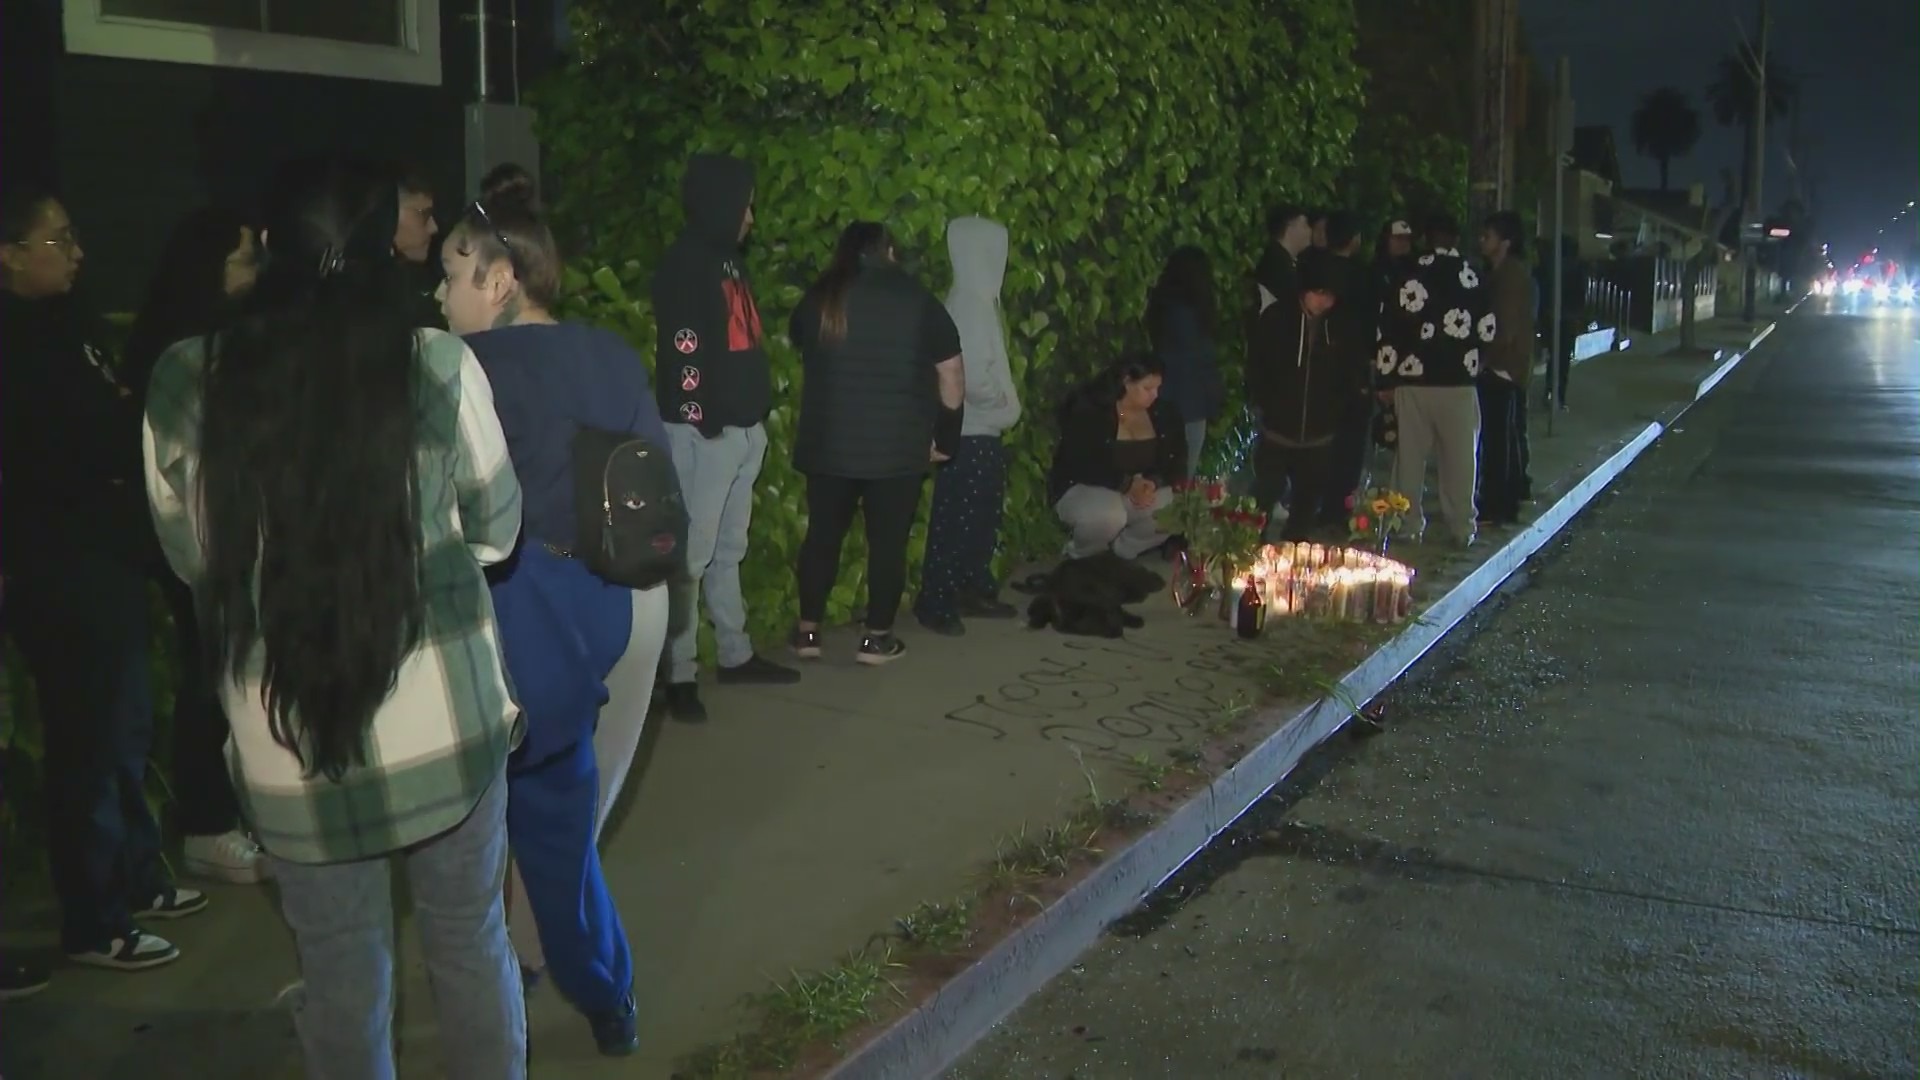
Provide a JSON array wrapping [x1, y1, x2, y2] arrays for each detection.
[[1145, 245, 1216, 347], [123, 207, 254, 401], [198, 157, 424, 782], [807, 220, 893, 345]]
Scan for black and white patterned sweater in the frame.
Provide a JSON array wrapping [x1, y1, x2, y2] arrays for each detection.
[[1375, 247, 1497, 389]]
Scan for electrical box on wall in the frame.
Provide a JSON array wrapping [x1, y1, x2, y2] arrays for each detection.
[[464, 102, 540, 200]]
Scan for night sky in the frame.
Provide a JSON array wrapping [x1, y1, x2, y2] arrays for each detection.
[[1520, 0, 1920, 260]]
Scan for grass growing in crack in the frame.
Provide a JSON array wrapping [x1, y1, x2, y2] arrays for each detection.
[[894, 898, 975, 952], [1126, 750, 1170, 791], [676, 945, 908, 1078]]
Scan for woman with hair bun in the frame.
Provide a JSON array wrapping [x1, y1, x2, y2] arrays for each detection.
[[440, 161, 668, 1057]]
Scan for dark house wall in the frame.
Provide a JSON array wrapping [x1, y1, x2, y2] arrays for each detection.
[[1, 0, 562, 312]]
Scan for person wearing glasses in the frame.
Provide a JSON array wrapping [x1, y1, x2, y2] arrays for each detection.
[[439, 164, 661, 1056], [0, 181, 206, 973]]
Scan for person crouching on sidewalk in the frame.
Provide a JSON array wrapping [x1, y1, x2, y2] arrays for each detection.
[[1049, 355, 1187, 559], [915, 216, 1022, 636], [1249, 258, 1342, 542], [789, 222, 965, 664]]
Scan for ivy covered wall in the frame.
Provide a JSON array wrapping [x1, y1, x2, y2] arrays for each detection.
[[533, 0, 1384, 645]]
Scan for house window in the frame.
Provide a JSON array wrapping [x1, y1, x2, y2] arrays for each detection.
[[64, 0, 441, 86]]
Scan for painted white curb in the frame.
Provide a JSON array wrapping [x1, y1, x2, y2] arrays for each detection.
[[826, 319, 1782, 1080]]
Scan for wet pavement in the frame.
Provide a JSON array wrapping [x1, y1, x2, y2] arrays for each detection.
[[948, 307, 1920, 1079]]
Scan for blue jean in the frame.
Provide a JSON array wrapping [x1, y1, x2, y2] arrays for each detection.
[[916, 436, 1009, 620], [271, 775, 524, 1080], [5, 546, 167, 952]]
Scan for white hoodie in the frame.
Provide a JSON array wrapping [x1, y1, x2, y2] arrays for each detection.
[[945, 216, 1023, 437]]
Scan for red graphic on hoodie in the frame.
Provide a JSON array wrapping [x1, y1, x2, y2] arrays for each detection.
[[680, 366, 701, 392], [722, 278, 764, 352]]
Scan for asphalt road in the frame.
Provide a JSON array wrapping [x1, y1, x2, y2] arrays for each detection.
[[947, 306, 1920, 1080]]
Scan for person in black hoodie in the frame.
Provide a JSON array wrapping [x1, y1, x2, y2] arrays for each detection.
[[0, 183, 205, 972], [1248, 256, 1341, 541], [1377, 212, 1495, 545], [650, 153, 799, 724]]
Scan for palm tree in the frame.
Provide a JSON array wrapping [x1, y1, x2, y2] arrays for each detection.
[[1629, 87, 1702, 191]]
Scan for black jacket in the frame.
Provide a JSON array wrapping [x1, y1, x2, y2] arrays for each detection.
[[789, 261, 960, 479], [1250, 301, 1342, 447], [1047, 390, 1186, 503], [0, 292, 153, 566], [1378, 247, 1494, 389], [1319, 251, 1378, 395], [650, 154, 773, 436]]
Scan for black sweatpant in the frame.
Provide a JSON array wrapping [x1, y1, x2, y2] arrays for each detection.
[[1256, 441, 1334, 541], [1476, 378, 1524, 522], [797, 473, 924, 632]]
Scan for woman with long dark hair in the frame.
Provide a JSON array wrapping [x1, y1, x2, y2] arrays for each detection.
[[439, 163, 668, 1056], [1047, 353, 1186, 559], [143, 157, 527, 1078], [3, 181, 203, 974], [124, 207, 267, 885], [1145, 246, 1224, 476], [788, 221, 965, 664]]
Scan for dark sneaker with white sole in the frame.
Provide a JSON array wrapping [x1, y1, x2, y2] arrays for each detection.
[[717, 655, 801, 685], [856, 632, 907, 666], [790, 627, 823, 659], [133, 887, 208, 920], [0, 955, 50, 1000], [68, 929, 179, 971]]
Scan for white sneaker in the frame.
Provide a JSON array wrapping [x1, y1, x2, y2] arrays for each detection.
[[183, 831, 270, 884], [68, 929, 179, 971]]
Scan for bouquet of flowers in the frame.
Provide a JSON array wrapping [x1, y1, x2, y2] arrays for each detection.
[[1160, 478, 1268, 566], [1347, 486, 1413, 552]]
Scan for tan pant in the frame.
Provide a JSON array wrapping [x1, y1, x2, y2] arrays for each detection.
[[1391, 385, 1481, 541], [506, 583, 670, 971]]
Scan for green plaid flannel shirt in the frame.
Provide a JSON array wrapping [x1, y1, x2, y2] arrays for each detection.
[[143, 328, 525, 864]]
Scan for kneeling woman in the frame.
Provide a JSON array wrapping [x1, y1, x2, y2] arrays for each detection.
[[789, 221, 965, 663], [441, 169, 671, 1056], [1048, 355, 1187, 559]]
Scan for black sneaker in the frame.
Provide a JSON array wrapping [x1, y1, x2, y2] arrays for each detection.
[[856, 632, 907, 666], [67, 928, 179, 971], [915, 610, 966, 637], [790, 627, 823, 659], [0, 954, 50, 1000], [957, 593, 1018, 620], [664, 682, 708, 723], [717, 655, 801, 685], [133, 887, 208, 920], [588, 993, 639, 1057]]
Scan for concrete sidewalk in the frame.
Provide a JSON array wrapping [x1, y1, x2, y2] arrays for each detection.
[[0, 312, 1783, 1080]]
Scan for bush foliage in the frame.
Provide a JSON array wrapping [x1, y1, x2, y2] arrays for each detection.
[[535, 0, 1383, 643]]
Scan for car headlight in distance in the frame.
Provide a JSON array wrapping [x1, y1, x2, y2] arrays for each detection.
[[1873, 283, 1891, 302], [1900, 284, 1916, 303]]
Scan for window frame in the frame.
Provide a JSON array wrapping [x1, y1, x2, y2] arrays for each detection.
[[62, 0, 443, 87]]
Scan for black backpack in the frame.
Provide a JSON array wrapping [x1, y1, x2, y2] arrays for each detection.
[[571, 427, 688, 590]]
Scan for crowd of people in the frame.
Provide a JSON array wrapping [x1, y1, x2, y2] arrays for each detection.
[[0, 145, 1541, 1076]]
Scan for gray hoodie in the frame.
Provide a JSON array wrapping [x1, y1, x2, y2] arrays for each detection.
[[944, 217, 1023, 437]]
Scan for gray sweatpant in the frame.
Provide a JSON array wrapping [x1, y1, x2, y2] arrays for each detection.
[[1391, 385, 1481, 541]]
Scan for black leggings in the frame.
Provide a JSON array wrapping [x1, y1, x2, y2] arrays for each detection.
[[797, 474, 924, 632]]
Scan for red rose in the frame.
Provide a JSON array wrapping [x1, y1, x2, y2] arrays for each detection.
[[1355, 514, 1370, 530], [1206, 482, 1226, 501], [1256, 513, 1269, 528], [1344, 493, 1356, 510]]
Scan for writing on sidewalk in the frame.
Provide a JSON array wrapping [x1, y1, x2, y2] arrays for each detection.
[[939, 635, 1265, 761]]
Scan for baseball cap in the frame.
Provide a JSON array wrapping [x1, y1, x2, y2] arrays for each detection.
[[1389, 220, 1413, 237]]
